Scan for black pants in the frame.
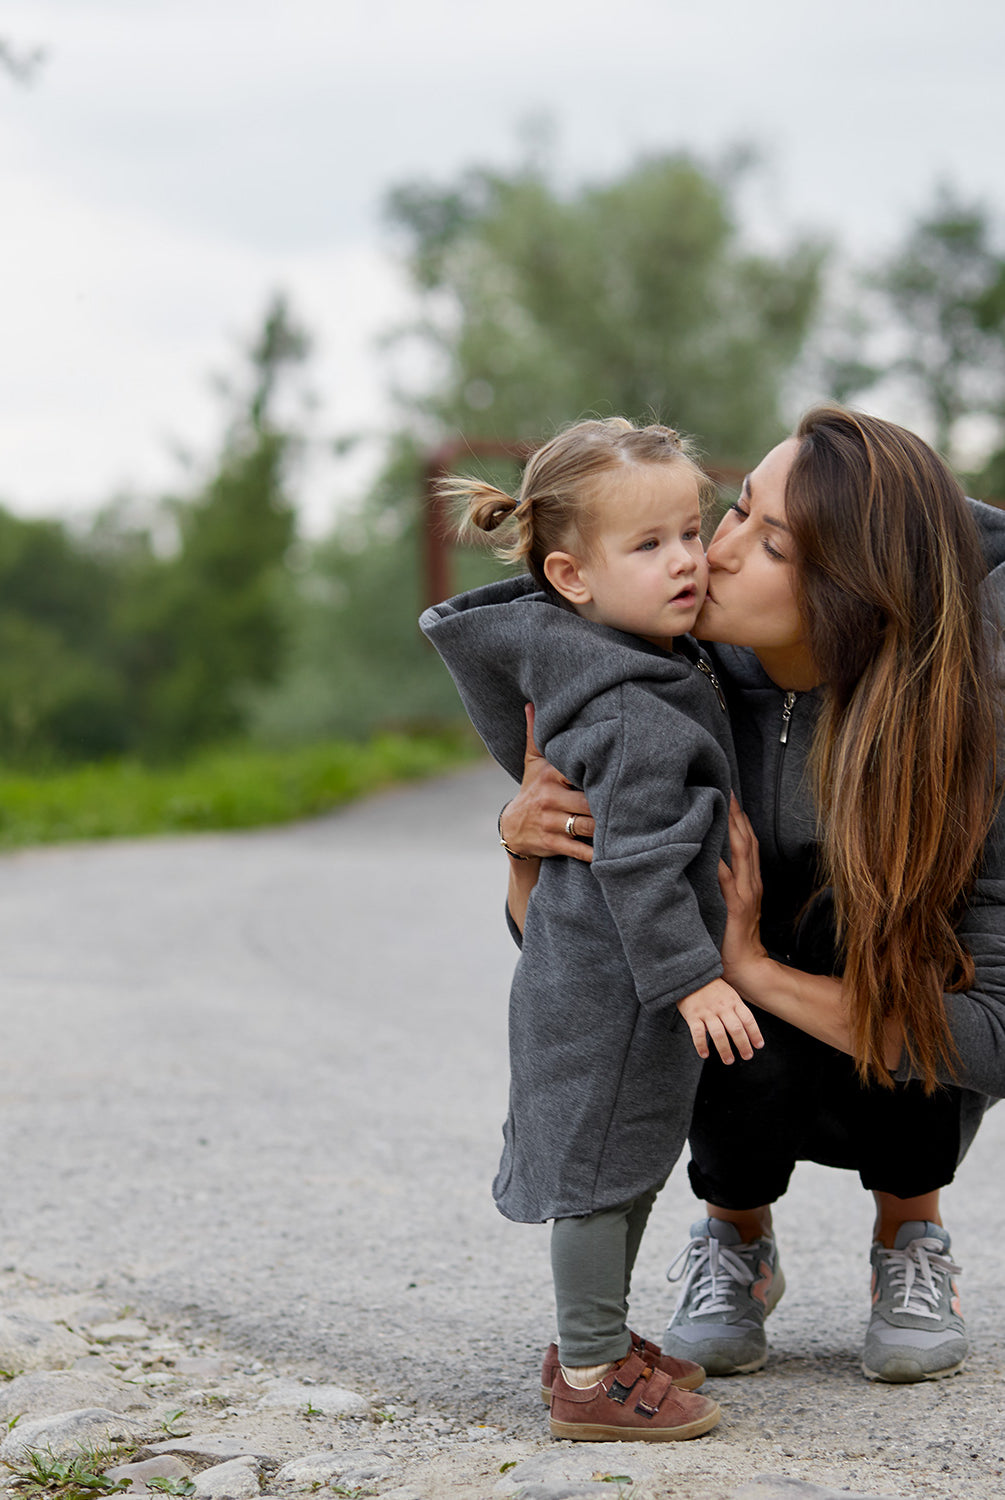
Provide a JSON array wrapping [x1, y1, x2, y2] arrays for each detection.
[[687, 1011, 963, 1209]]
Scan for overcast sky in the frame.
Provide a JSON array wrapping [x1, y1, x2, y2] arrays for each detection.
[[3, 0, 1005, 531]]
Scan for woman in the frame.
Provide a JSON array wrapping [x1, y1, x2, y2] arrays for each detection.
[[499, 405, 1005, 1384]]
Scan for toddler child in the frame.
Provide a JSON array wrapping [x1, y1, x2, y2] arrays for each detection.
[[420, 418, 762, 1441]]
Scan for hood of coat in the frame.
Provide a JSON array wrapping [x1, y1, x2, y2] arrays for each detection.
[[420, 575, 710, 782]]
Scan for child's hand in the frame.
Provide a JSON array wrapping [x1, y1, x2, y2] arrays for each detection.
[[677, 977, 764, 1064]]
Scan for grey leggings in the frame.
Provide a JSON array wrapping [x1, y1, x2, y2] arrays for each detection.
[[550, 1183, 662, 1366]]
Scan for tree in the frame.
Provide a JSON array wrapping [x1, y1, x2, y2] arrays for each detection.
[[385, 151, 826, 466], [872, 186, 1005, 461], [117, 295, 309, 756], [249, 151, 829, 743], [0, 509, 126, 763]]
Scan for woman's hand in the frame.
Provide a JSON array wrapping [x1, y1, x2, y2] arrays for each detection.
[[499, 705, 595, 863], [718, 794, 867, 1058], [717, 794, 770, 990]]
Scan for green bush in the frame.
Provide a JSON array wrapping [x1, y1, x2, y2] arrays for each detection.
[[0, 728, 480, 848]]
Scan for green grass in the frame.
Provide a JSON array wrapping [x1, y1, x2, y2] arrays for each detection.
[[0, 728, 482, 849]]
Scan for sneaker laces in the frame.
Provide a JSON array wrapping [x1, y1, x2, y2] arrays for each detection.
[[877, 1236, 962, 1320], [666, 1233, 756, 1316]]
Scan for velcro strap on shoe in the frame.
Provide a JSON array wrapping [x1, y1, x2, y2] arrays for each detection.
[[606, 1351, 646, 1404], [634, 1366, 673, 1418]]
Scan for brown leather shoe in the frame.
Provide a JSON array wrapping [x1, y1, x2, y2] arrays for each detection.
[[540, 1332, 705, 1403], [549, 1351, 721, 1442]]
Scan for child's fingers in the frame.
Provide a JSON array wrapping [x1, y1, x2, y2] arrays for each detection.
[[716, 1000, 764, 1060], [743, 1011, 765, 1050], [723, 1013, 756, 1061], [684, 1018, 710, 1061], [702, 1016, 736, 1065]]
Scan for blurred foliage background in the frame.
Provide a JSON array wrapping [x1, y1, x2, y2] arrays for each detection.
[[4, 148, 1005, 779]]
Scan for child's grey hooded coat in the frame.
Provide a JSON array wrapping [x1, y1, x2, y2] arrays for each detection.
[[420, 577, 738, 1223]]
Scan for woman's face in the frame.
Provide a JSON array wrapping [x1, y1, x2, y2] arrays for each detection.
[[694, 438, 819, 690]]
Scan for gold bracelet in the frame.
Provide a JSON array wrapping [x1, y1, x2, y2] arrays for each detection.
[[498, 804, 534, 860]]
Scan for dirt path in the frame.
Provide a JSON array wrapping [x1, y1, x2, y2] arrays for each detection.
[[0, 763, 1001, 1498]]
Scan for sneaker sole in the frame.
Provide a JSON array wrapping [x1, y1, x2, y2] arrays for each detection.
[[861, 1354, 966, 1383], [663, 1268, 786, 1377], [549, 1405, 721, 1442], [539, 1364, 706, 1403]]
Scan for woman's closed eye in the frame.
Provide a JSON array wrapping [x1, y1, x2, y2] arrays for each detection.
[[729, 501, 786, 561]]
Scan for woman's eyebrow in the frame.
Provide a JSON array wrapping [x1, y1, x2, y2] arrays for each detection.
[[745, 474, 791, 532]]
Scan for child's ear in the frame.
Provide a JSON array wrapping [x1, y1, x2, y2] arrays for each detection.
[[543, 551, 592, 606]]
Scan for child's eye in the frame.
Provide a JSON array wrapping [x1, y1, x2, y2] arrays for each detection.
[[638, 539, 658, 551], [683, 528, 701, 541]]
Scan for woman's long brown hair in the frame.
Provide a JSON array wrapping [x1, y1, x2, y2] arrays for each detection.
[[786, 406, 1000, 1090]]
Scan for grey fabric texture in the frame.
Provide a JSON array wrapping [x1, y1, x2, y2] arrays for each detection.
[[420, 580, 738, 1222], [705, 495, 1005, 1153]]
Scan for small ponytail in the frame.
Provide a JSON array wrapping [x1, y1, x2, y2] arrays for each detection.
[[438, 477, 520, 538]]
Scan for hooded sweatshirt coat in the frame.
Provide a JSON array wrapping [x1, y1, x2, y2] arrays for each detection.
[[420, 578, 738, 1223]]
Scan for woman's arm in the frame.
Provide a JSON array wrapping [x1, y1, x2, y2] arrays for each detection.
[[499, 706, 595, 932], [718, 797, 904, 1067], [505, 851, 540, 935], [499, 705, 596, 861]]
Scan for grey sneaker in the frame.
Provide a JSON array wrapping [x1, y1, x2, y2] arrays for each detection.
[[662, 1217, 785, 1375], [862, 1220, 966, 1382]]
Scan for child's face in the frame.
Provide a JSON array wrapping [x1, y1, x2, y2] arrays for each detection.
[[561, 465, 708, 649]]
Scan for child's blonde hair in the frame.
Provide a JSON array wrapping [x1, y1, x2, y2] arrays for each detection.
[[440, 417, 710, 601]]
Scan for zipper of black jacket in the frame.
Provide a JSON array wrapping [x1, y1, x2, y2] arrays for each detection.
[[773, 690, 798, 852], [695, 656, 728, 712]]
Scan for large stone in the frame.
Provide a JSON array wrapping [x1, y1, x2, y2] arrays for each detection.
[[171, 1357, 227, 1380], [255, 1380, 369, 1416], [273, 1453, 352, 1486], [502, 1487, 631, 1500], [0, 1369, 148, 1422], [274, 1449, 397, 1487], [731, 1481, 913, 1500], [145, 1435, 278, 1464], [0, 1407, 148, 1464], [191, 1457, 261, 1500], [105, 1456, 193, 1492], [88, 1320, 152, 1345], [495, 1451, 651, 1497], [0, 1314, 89, 1374]]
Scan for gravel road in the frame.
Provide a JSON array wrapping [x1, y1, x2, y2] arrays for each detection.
[[0, 761, 1002, 1498]]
